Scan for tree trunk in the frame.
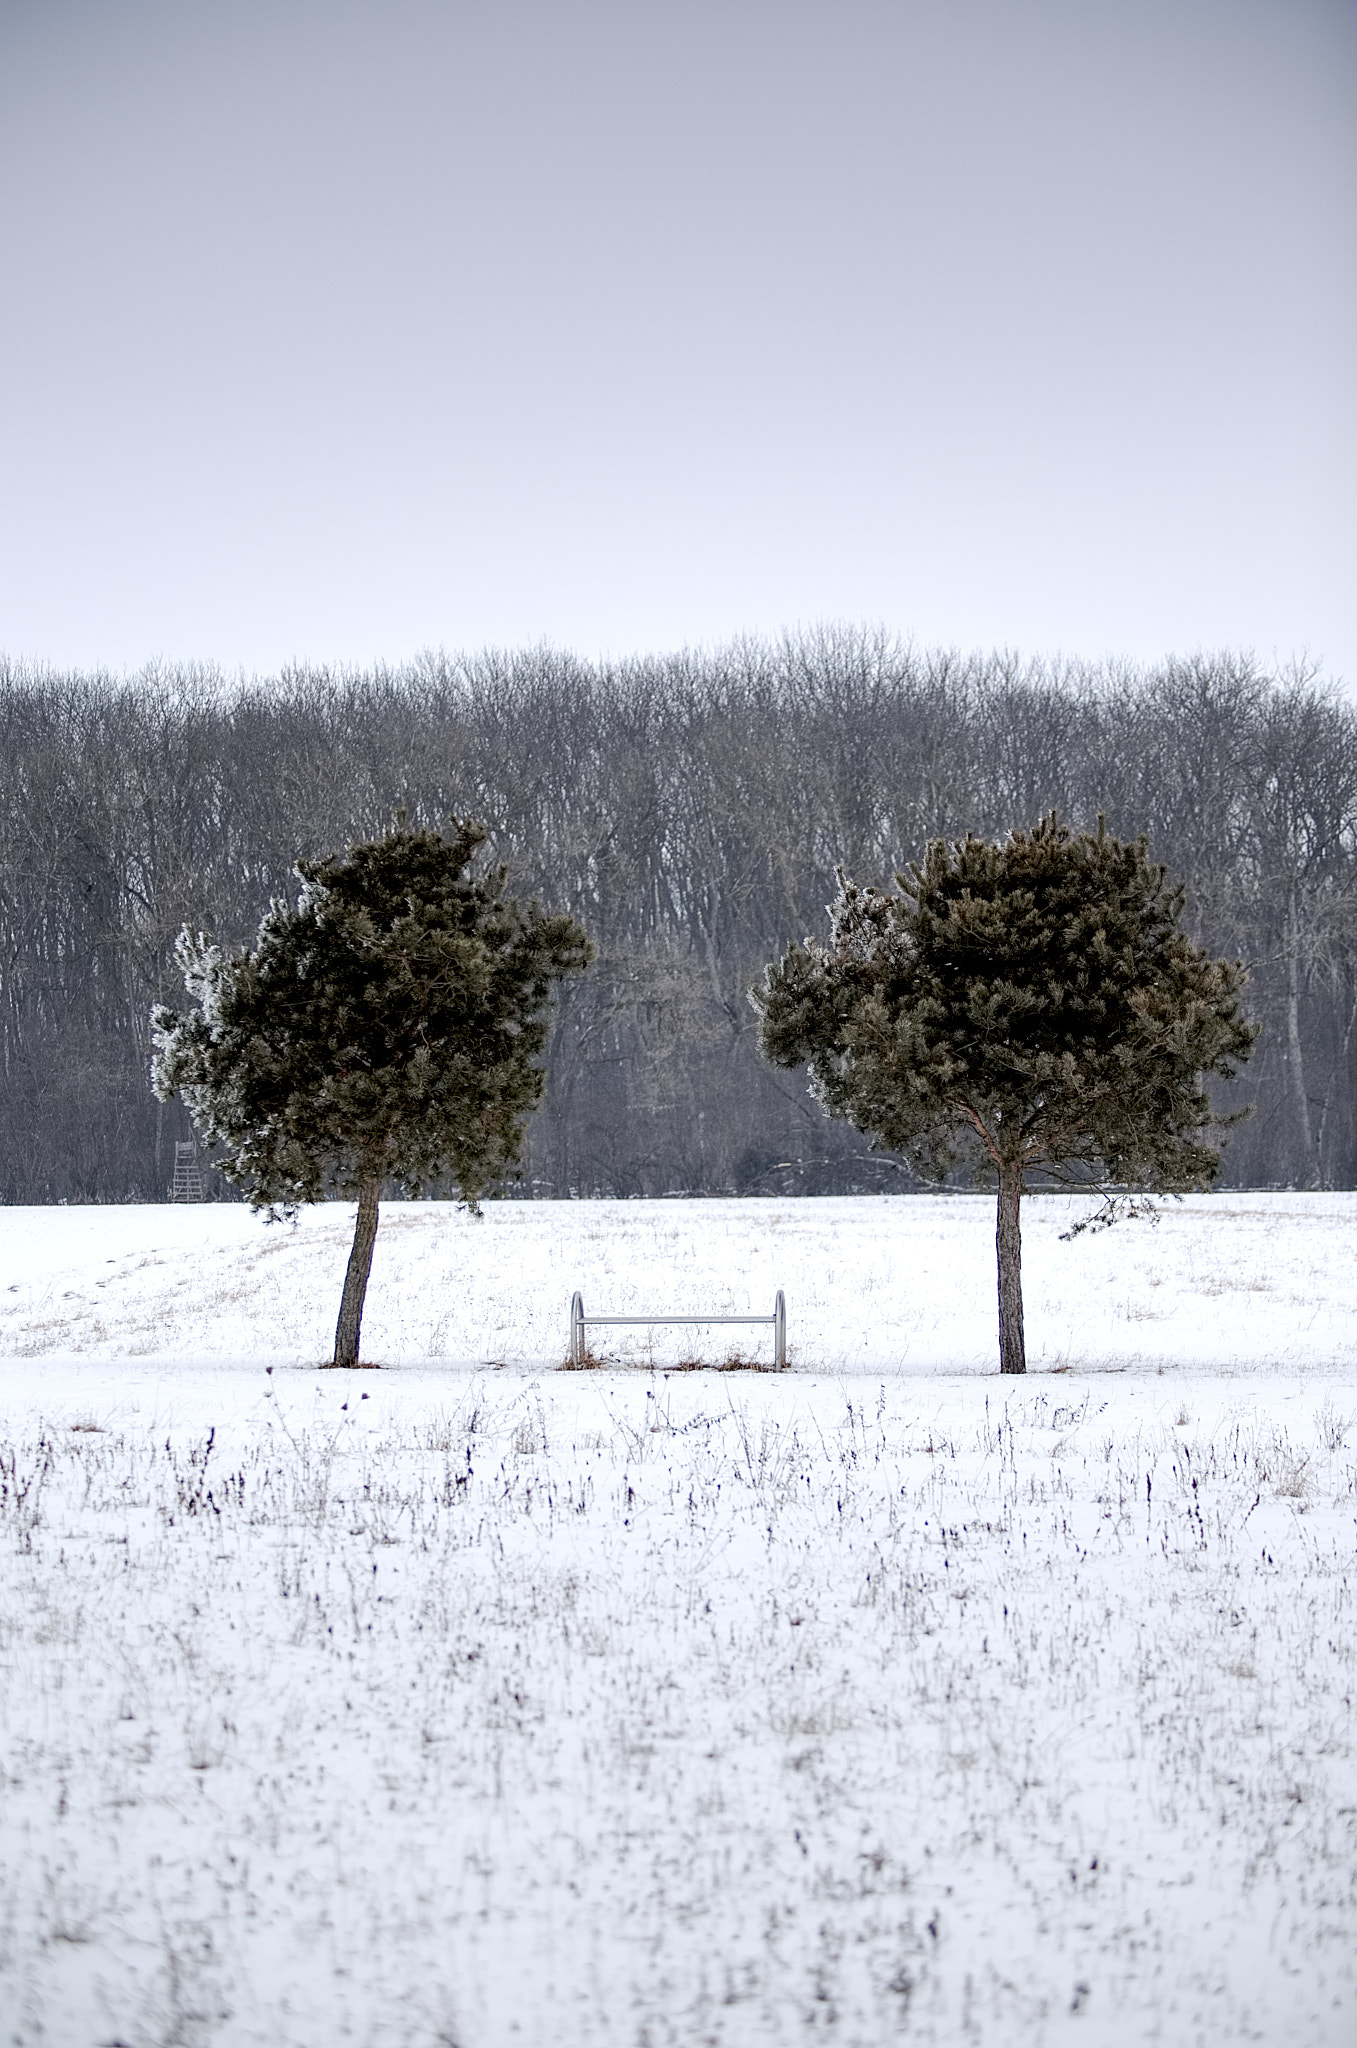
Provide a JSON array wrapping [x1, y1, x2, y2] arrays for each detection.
[[1283, 883, 1316, 1183], [996, 1162, 1026, 1375], [333, 1181, 381, 1367], [1315, 976, 1357, 1191]]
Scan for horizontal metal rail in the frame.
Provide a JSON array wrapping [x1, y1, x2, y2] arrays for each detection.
[[570, 1291, 786, 1369]]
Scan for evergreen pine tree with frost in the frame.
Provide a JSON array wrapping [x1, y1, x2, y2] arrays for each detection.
[[753, 816, 1256, 1374], [152, 819, 593, 1366]]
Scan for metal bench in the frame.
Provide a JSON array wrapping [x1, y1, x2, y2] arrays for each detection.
[[569, 1290, 786, 1369]]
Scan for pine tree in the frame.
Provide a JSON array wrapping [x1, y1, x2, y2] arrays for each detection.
[[753, 816, 1256, 1373], [151, 820, 593, 1366]]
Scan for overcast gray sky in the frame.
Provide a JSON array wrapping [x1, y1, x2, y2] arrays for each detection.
[[2, 0, 1353, 682]]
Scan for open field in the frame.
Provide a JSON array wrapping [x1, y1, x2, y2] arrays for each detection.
[[1, 1195, 1355, 2045], [3, 1191, 1355, 1384]]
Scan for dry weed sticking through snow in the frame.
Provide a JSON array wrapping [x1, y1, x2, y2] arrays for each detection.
[[0, 1386, 1353, 2046], [2, 1192, 1357, 2044]]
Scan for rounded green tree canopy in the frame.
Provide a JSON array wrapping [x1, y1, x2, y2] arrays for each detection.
[[753, 815, 1256, 1372], [152, 818, 593, 1364]]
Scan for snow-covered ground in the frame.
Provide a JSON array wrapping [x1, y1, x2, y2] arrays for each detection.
[[0, 1195, 1354, 2045], [3, 1190, 1353, 1386]]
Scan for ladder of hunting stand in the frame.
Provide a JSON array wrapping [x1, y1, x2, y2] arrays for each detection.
[[171, 1142, 204, 1202]]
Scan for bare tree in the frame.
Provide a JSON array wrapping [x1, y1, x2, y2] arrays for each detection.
[[2, 639, 1354, 1203]]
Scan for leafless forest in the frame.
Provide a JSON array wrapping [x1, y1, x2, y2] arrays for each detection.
[[3, 631, 1354, 1203]]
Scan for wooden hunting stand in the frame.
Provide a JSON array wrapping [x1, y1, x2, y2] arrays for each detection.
[[171, 1141, 205, 1202]]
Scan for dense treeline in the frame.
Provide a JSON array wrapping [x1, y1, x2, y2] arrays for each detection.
[[3, 633, 1355, 1202]]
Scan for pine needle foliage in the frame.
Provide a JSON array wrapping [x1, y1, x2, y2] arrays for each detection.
[[753, 815, 1256, 1373], [151, 819, 593, 1364]]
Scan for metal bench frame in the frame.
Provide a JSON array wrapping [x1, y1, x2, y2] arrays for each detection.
[[569, 1290, 786, 1369]]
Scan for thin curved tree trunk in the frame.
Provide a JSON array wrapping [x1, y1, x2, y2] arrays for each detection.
[[1284, 883, 1316, 1184], [996, 1161, 1026, 1375], [334, 1180, 381, 1367], [1315, 976, 1357, 1190]]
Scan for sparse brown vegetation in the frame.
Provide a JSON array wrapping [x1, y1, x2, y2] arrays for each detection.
[[0, 1384, 1352, 2042]]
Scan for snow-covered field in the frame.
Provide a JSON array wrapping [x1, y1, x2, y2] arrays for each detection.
[[1, 1194, 1354, 2046]]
